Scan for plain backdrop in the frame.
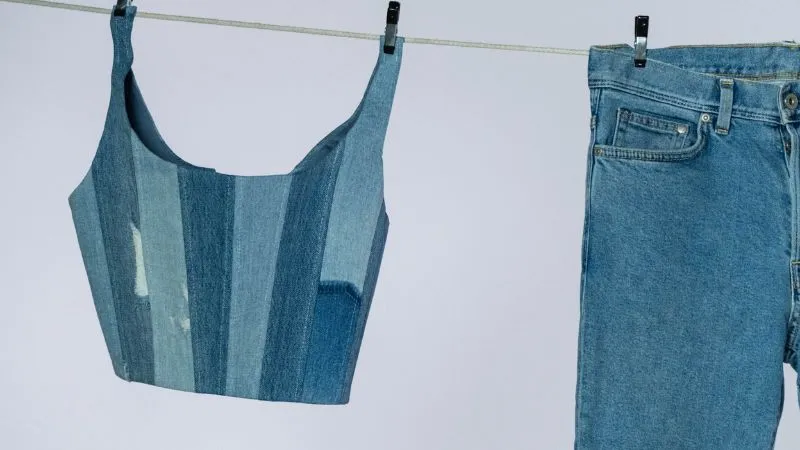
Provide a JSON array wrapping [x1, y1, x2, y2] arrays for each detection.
[[4, 0, 800, 448]]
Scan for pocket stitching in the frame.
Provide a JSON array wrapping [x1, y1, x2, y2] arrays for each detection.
[[593, 114, 711, 162], [612, 108, 693, 150], [620, 108, 691, 133]]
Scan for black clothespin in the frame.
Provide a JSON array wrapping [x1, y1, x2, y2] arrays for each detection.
[[384, 1, 401, 54], [113, 0, 131, 16], [633, 15, 649, 67]]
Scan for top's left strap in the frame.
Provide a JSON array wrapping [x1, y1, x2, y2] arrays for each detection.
[[109, 3, 137, 84]]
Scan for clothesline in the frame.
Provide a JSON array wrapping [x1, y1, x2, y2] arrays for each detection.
[[1, 0, 590, 56]]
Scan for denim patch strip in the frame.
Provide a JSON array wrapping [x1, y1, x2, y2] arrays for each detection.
[[178, 168, 236, 395], [259, 145, 345, 402], [302, 281, 361, 404], [132, 134, 195, 392], [224, 175, 291, 399], [92, 125, 155, 384], [68, 171, 127, 379], [341, 200, 389, 401]]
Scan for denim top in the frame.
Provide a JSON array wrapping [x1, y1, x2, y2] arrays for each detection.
[[68, 5, 403, 404]]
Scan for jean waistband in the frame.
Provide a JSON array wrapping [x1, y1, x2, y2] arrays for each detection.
[[588, 42, 800, 125]]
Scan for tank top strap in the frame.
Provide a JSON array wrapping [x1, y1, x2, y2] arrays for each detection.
[[352, 34, 404, 136], [109, 5, 137, 88]]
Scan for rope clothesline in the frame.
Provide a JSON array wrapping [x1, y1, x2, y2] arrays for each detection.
[[1, 0, 591, 56]]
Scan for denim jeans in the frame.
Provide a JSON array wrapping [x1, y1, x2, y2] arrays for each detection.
[[575, 41, 800, 448]]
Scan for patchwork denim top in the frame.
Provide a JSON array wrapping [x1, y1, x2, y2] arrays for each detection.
[[67, 6, 403, 404]]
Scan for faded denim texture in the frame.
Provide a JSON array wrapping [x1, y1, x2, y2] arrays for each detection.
[[575, 42, 800, 448], [67, 5, 403, 404]]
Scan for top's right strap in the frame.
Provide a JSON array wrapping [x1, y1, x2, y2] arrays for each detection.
[[109, 3, 137, 86], [360, 35, 404, 124]]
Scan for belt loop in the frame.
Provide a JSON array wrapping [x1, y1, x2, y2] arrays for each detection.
[[716, 78, 734, 135]]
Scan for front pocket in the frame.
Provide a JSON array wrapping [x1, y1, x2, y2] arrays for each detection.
[[593, 111, 712, 162], [613, 108, 691, 150]]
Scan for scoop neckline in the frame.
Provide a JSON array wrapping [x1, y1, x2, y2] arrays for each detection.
[[119, 66, 339, 181], [67, 6, 400, 203], [108, 5, 342, 181]]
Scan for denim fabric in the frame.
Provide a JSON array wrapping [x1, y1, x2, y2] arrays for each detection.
[[67, 5, 403, 404], [575, 42, 800, 448]]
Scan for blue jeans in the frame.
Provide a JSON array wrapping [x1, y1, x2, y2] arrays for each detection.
[[575, 42, 800, 449]]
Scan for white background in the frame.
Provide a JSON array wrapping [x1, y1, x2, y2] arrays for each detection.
[[3, 0, 800, 448]]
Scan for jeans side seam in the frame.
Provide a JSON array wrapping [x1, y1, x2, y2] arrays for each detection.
[[575, 87, 600, 450]]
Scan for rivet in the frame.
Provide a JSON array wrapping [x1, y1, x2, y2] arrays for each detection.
[[785, 92, 799, 110], [676, 124, 688, 134], [701, 113, 711, 122]]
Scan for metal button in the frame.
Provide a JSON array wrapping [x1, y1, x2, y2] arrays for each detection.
[[675, 124, 688, 134], [785, 92, 799, 109]]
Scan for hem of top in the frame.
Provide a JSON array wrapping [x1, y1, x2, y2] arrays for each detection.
[[119, 375, 352, 404]]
